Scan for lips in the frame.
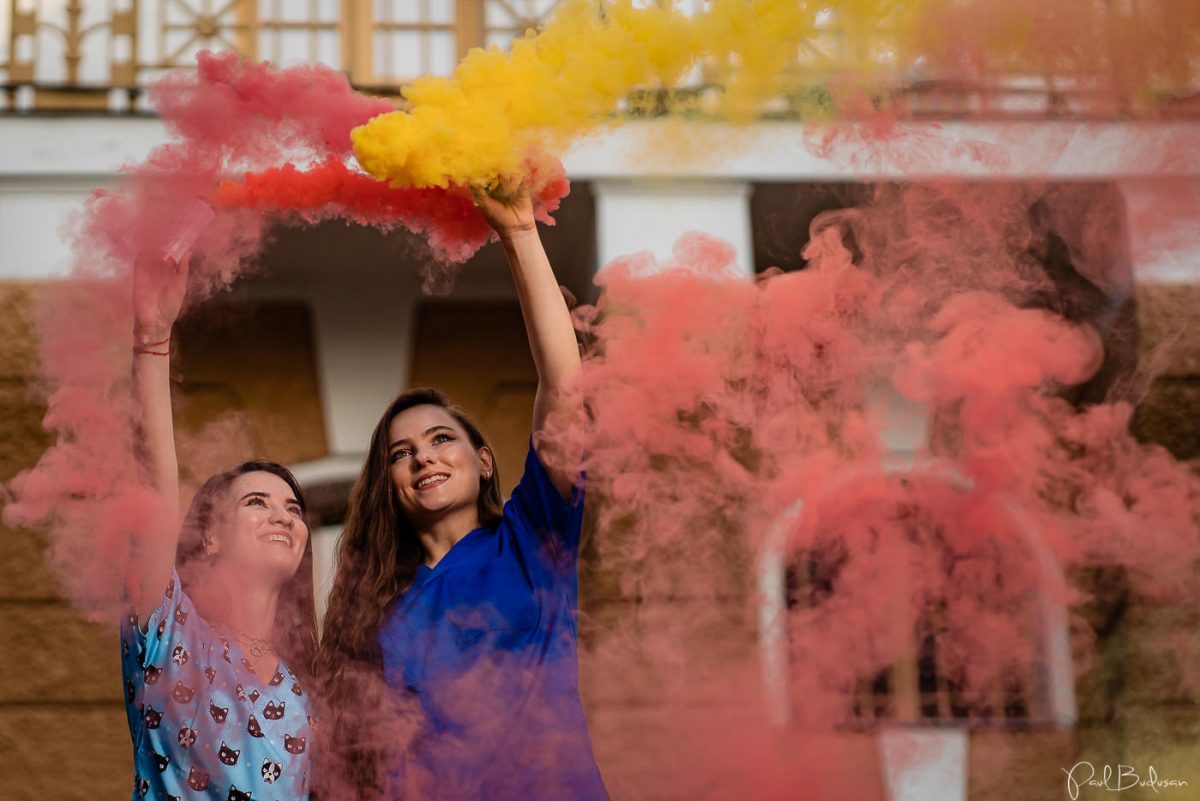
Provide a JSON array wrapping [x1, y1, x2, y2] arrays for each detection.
[[414, 473, 450, 491]]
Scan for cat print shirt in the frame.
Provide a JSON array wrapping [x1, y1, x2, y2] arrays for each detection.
[[120, 569, 313, 801]]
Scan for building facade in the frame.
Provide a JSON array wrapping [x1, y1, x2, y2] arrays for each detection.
[[1, 2, 1198, 799]]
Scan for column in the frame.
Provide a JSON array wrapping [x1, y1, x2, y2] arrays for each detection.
[[591, 179, 755, 277]]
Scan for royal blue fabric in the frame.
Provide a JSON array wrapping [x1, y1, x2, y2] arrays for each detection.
[[120, 570, 313, 800], [378, 442, 608, 801]]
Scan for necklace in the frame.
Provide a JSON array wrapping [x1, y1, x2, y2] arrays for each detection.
[[232, 628, 276, 660]]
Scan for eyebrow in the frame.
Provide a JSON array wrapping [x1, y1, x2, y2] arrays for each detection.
[[388, 425, 455, 452], [239, 491, 301, 507]]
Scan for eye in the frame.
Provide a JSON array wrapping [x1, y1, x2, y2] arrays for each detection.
[[432, 433, 453, 445], [390, 448, 411, 463], [247, 497, 267, 507], [287, 505, 302, 517]]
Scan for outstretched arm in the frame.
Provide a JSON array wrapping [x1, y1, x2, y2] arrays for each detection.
[[474, 181, 581, 498], [129, 251, 189, 622]]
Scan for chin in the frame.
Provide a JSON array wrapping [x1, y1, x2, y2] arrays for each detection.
[[259, 552, 304, 582]]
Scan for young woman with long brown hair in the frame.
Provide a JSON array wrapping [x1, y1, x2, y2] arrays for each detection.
[[316, 183, 608, 801], [123, 245, 318, 799]]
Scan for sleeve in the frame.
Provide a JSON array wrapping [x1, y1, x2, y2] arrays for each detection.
[[120, 568, 198, 671], [504, 438, 586, 559]]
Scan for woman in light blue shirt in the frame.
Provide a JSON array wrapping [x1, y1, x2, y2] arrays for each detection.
[[123, 246, 317, 800]]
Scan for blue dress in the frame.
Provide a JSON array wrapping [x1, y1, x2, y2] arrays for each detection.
[[120, 570, 314, 800], [379, 442, 609, 801]]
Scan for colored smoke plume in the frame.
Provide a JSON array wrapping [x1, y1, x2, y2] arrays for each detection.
[[353, 0, 1200, 189], [3, 50, 549, 613], [212, 155, 568, 265], [533, 184, 1200, 795]]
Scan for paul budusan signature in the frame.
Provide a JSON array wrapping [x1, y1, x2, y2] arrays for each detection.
[[1062, 761, 1189, 799]]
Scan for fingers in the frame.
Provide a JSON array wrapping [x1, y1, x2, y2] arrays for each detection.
[[472, 174, 527, 206], [168, 252, 192, 279]]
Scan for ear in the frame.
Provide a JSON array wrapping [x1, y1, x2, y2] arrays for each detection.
[[202, 531, 220, 558], [478, 447, 494, 480]]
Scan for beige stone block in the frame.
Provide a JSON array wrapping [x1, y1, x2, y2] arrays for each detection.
[[968, 729, 1078, 801], [1131, 378, 1200, 461], [173, 300, 329, 472], [0, 526, 59, 601], [1076, 710, 1200, 801], [1137, 284, 1200, 378], [0, 605, 120, 704], [0, 283, 42, 379], [1111, 606, 1200, 709], [0, 705, 130, 800], [0, 383, 51, 481]]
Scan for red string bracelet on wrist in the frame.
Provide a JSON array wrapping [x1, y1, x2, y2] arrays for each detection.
[[133, 335, 170, 356]]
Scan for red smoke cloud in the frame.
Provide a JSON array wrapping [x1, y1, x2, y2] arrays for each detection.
[[213, 156, 568, 264]]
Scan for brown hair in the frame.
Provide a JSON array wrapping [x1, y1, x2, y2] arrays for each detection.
[[177, 460, 317, 680], [314, 388, 503, 796]]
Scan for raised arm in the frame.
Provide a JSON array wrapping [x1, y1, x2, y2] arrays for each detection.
[[474, 181, 582, 497], [129, 251, 189, 622]]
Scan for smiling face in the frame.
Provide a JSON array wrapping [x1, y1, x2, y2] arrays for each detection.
[[387, 404, 493, 528], [205, 471, 309, 583]]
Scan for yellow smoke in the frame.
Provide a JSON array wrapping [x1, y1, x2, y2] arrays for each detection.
[[352, 0, 909, 189], [351, 0, 1200, 190]]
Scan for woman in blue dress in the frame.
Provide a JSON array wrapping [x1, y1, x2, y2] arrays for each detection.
[[317, 183, 608, 801], [123, 246, 317, 800]]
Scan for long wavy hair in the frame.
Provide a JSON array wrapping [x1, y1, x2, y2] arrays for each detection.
[[314, 388, 504, 797], [176, 460, 318, 680]]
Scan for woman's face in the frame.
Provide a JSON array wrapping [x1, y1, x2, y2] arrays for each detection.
[[387, 404, 493, 526], [206, 471, 309, 582]]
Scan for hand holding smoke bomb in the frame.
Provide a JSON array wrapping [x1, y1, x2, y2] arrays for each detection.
[[163, 197, 216, 265], [470, 177, 537, 239], [132, 199, 214, 342], [132, 253, 189, 347]]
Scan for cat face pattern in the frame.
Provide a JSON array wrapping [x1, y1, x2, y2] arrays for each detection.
[[218, 741, 241, 766], [186, 767, 209, 791], [171, 680, 195, 704], [121, 570, 312, 798], [261, 759, 282, 784], [177, 724, 196, 749]]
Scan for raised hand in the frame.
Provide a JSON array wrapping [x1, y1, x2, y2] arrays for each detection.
[[132, 253, 190, 343], [471, 177, 536, 238]]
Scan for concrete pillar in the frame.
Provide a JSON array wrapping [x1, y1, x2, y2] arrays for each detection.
[[307, 277, 418, 455], [591, 179, 754, 276], [879, 728, 969, 801]]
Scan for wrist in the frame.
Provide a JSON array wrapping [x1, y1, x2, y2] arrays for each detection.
[[133, 327, 172, 347], [498, 223, 538, 242]]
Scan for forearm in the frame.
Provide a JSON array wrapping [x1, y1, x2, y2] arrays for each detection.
[[501, 227, 581, 393], [131, 327, 181, 613]]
